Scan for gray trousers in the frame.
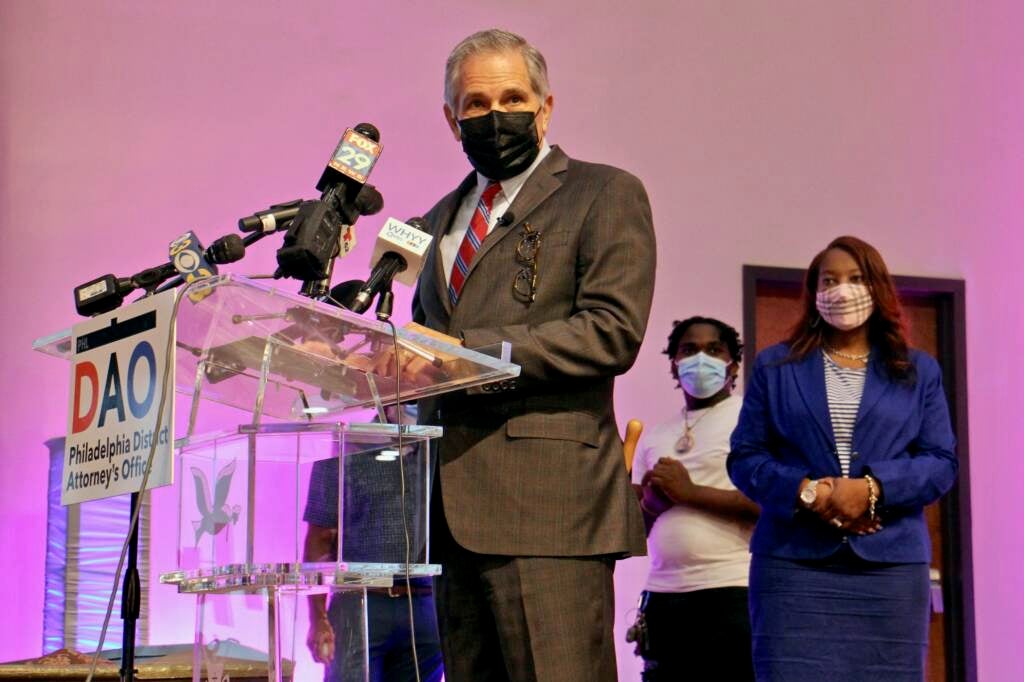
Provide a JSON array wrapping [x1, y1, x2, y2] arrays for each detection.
[[433, 531, 618, 682]]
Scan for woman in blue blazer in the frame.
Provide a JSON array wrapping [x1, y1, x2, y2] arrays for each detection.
[[728, 236, 957, 681]]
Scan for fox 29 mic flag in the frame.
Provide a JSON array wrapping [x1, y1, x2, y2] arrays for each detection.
[[319, 126, 382, 190], [64, 290, 176, 505]]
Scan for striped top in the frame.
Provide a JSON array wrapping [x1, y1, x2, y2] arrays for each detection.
[[823, 353, 867, 476]]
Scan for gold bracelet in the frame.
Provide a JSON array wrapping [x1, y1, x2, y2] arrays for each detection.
[[864, 474, 878, 520]]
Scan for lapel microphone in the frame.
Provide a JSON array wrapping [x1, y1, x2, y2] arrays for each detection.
[[497, 212, 516, 227]]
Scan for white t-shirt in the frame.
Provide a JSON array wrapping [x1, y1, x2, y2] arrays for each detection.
[[631, 394, 752, 593]]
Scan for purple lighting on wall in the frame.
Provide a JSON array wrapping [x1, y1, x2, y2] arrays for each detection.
[[3, 2, 1024, 680]]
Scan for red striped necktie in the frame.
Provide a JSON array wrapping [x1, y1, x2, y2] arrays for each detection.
[[448, 180, 502, 305]]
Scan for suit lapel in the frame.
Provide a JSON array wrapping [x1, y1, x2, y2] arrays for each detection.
[[461, 147, 569, 286], [792, 349, 836, 448], [854, 352, 891, 429], [431, 173, 478, 317]]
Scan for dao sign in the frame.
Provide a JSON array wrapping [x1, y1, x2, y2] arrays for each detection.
[[64, 290, 176, 505]]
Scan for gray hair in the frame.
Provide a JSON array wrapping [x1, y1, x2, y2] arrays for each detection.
[[444, 29, 550, 109]]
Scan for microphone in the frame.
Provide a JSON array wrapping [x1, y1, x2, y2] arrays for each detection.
[[293, 184, 384, 299], [276, 125, 384, 284], [348, 217, 432, 314], [497, 211, 516, 227], [207, 233, 246, 263], [239, 199, 302, 233], [326, 278, 444, 367], [241, 124, 384, 235], [238, 180, 384, 235], [74, 275, 135, 317], [146, 232, 245, 293], [327, 279, 365, 310], [74, 233, 246, 316], [339, 183, 384, 226], [317, 124, 382, 194], [157, 232, 246, 297]]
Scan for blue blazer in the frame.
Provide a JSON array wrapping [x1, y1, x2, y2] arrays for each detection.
[[727, 343, 957, 563]]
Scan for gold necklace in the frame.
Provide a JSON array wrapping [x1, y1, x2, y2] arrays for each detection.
[[674, 399, 728, 453], [824, 345, 870, 363]]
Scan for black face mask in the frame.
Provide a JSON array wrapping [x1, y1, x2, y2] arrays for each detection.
[[458, 110, 540, 181]]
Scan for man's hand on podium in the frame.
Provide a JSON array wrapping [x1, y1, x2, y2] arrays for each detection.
[[292, 323, 460, 387], [344, 322, 461, 384], [294, 340, 338, 359]]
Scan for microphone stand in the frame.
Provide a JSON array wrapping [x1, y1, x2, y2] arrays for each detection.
[[119, 492, 142, 682], [120, 297, 149, 681], [299, 254, 336, 300]]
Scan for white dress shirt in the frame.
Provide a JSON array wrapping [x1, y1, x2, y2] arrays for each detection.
[[439, 141, 552, 285]]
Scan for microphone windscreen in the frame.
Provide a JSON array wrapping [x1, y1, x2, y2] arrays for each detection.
[[210, 234, 246, 264], [357, 184, 384, 215], [354, 122, 381, 142], [340, 184, 384, 225], [328, 279, 366, 309]]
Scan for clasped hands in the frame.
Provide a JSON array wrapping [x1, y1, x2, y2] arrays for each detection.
[[804, 477, 881, 535], [639, 457, 697, 516]]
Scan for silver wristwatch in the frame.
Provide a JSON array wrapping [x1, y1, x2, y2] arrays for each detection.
[[800, 479, 822, 507]]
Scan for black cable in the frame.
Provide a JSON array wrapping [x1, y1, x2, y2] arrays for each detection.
[[318, 294, 421, 681], [385, 318, 421, 682]]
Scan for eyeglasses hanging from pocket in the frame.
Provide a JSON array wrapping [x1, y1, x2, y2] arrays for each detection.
[[513, 222, 541, 303]]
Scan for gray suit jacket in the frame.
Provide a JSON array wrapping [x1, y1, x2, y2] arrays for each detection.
[[413, 146, 654, 558]]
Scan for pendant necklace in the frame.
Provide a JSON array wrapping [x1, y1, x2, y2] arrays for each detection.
[[675, 400, 727, 453]]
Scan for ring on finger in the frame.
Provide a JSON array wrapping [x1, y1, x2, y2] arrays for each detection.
[[830, 517, 844, 528]]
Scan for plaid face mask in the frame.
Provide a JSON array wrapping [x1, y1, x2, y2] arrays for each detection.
[[816, 283, 873, 331]]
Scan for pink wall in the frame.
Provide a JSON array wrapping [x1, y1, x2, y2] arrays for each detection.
[[2, 1, 1022, 679]]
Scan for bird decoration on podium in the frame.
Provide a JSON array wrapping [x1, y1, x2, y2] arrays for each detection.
[[190, 460, 241, 544]]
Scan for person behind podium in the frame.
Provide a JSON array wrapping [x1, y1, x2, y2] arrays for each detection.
[[410, 28, 656, 681], [727, 235, 958, 680], [303, 405, 443, 682]]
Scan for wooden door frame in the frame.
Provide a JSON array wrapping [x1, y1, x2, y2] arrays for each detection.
[[742, 264, 976, 682]]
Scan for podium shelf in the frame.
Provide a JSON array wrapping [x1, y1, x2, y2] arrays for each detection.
[[160, 561, 441, 594]]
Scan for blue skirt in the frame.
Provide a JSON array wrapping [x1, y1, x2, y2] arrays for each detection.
[[749, 548, 930, 682]]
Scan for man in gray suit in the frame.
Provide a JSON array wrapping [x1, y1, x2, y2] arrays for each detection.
[[412, 28, 656, 681]]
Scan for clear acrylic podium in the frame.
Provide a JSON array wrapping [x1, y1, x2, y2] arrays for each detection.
[[34, 275, 521, 682]]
